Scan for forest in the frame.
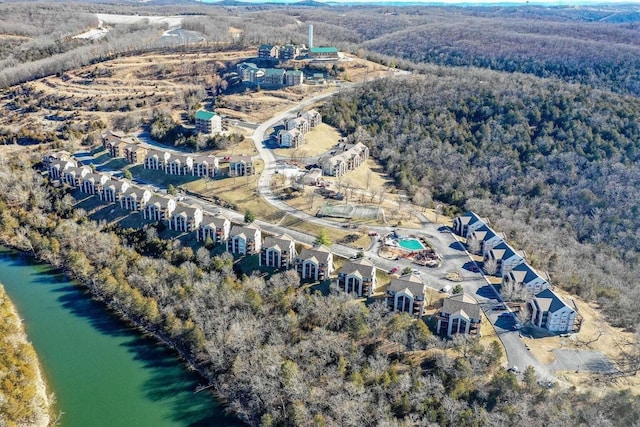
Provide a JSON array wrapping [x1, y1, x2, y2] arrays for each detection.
[[321, 69, 640, 330], [2, 3, 640, 95], [1, 150, 640, 426], [1, 2, 640, 425]]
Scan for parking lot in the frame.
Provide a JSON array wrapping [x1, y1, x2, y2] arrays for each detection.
[[550, 349, 614, 373]]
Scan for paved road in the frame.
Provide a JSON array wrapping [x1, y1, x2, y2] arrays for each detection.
[[245, 76, 555, 381], [93, 67, 552, 381]]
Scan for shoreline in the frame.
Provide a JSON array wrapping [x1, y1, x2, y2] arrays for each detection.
[[0, 247, 233, 424], [0, 283, 52, 427]]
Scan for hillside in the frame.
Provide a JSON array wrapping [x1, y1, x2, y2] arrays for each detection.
[[321, 69, 640, 328]]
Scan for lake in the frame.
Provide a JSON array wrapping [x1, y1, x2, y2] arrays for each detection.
[[0, 247, 240, 427]]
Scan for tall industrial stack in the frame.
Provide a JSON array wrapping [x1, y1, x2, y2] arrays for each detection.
[[308, 24, 313, 49]]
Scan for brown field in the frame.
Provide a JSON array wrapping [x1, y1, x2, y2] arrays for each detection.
[[524, 288, 638, 388], [273, 123, 341, 158]]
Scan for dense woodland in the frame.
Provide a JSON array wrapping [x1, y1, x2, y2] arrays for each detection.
[[2, 3, 640, 95], [1, 151, 640, 426], [2, 2, 640, 425], [322, 70, 640, 330]]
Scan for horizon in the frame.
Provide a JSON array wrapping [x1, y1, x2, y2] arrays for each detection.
[[201, 0, 638, 5]]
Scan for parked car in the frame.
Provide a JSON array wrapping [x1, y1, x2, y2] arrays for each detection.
[[492, 304, 507, 311], [368, 231, 379, 237], [389, 266, 400, 274]]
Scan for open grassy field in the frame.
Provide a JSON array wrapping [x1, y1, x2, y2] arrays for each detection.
[[182, 164, 283, 223]]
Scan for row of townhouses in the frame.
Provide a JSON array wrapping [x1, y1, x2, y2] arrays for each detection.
[[319, 142, 369, 177], [277, 110, 322, 148], [237, 62, 304, 88], [102, 131, 254, 177], [453, 211, 581, 333], [44, 151, 481, 338]]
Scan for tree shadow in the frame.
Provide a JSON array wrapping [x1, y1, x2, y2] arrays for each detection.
[[475, 285, 499, 300], [494, 312, 517, 330], [448, 241, 466, 251]]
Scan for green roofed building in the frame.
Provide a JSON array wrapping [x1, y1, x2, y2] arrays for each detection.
[[195, 110, 221, 135], [285, 70, 304, 86], [263, 68, 285, 87], [309, 47, 339, 59]]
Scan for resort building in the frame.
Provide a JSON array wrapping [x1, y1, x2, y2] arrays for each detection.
[[337, 258, 377, 297], [228, 156, 254, 177], [320, 142, 369, 177], [80, 173, 110, 195], [124, 145, 148, 164], [285, 70, 304, 86], [169, 204, 203, 232], [259, 234, 297, 269], [278, 129, 304, 148], [485, 242, 526, 276], [386, 274, 427, 317], [529, 288, 581, 333], [227, 224, 262, 255], [144, 150, 171, 171], [309, 47, 339, 60], [453, 211, 487, 238], [100, 179, 130, 203], [437, 293, 482, 337], [295, 245, 334, 281], [120, 187, 151, 212], [61, 166, 91, 187], [198, 215, 231, 245], [195, 110, 222, 135], [502, 263, 550, 295], [192, 156, 219, 177], [143, 196, 176, 221], [48, 159, 77, 180]]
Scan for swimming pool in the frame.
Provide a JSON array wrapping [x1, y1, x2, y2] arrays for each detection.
[[398, 238, 425, 251]]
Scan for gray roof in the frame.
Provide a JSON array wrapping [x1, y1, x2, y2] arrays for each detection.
[[388, 274, 425, 298], [339, 258, 375, 277], [201, 214, 229, 229], [298, 245, 332, 264], [532, 289, 575, 314], [123, 187, 149, 199], [263, 234, 295, 251], [490, 242, 523, 261], [509, 263, 547, 285], [104, 179, 130, 191], [230, 224, 260, 239], [192, 155, 218, 164], [145, 149, 170, 160], [229, 155, 253, 164], [147, 195, 174, 208], [441, 293, 481, 320], [173, 204, 202, 218], [83, 173, 109, 183]]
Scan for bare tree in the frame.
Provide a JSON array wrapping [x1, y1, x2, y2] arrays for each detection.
[[484, 257, 498, 276], [467, 236, 481, 255]]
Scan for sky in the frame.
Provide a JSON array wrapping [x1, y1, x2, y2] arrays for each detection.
[[215, 0, 638, 4]]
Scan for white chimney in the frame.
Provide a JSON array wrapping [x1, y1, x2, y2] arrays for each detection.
[[308, 24, 313, 49]]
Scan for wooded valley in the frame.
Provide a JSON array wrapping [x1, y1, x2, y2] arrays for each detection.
[[2, 150, 640, 426], [2, 2, 640, 425]]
